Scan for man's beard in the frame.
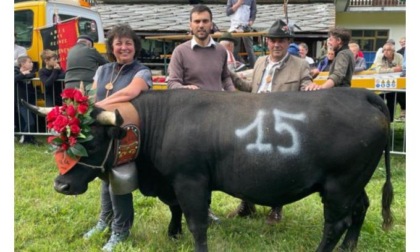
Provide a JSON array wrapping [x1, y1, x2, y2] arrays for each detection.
[[193, 29, 209, 41]]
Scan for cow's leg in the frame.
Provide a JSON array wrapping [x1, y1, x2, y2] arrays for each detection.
[[173, 178, 209, 252], [339, 190, 369, 251], [168, 204, 183, 239], [316, 200, 353, 252]]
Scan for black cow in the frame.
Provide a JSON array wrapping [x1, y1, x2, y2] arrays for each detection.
[[26, 88, 393, 252]]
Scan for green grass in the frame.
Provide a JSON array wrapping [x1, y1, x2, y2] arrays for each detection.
[[15, 137, 406, 252]]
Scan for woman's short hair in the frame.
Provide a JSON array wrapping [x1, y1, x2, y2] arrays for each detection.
[[105, 23, 142, 62]]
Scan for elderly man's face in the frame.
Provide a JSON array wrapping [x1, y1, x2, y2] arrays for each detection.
[[382, 45, 394, 59], [267, 37, 290, 61]]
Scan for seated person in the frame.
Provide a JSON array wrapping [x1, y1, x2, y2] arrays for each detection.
[[312, 48, 335, 78], [349, 42, 366, 72], [218, 32, 246, 72]]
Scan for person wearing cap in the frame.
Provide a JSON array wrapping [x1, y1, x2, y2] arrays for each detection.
[[218, 32, 246, 72], [303, 27, 355, 91], [228, 19, 312, 224], [64, 34, 108, 89]]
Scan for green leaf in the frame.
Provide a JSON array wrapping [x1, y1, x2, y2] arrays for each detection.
[[51, 137, 63, 145], [78, 135, 94, 143], [69, 143, 89, 157]]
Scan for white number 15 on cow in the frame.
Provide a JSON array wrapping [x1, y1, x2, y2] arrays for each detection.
[[235, 109, 307, 155]]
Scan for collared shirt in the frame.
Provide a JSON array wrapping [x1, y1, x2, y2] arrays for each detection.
[[191, 37, 216, 49], [258, 54, 289, 93]]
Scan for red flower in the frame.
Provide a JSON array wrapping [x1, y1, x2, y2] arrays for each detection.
[[61, 142, 69, 151], [68, 136, 77, 146], [74, 90, 88, 104], [65, 105, 77, 118], [70, 124, 81, 135], [61, 89, 77, 99], [47, 107, 60, 126], [53, 115, 69, 132], [78, 103, 89, 114], [68, 117, 80, 126]]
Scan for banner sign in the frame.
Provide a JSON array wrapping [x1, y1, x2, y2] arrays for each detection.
[[40, 19, 78, 71]]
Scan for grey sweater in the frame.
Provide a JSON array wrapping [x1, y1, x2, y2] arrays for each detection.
[[167, 40, 235, 91]]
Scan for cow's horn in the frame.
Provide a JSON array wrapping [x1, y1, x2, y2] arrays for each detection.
[[96, 111, 118, 125], [20, 99, 53, 116]]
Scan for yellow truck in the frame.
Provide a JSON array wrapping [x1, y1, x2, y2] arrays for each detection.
[[14, 0, 106, 72]]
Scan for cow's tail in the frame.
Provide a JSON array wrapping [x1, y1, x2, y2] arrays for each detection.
[[366, 90, 394, 230], [381, 138, 394, 231]]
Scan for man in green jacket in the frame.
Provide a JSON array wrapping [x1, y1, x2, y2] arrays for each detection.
[[64, 35, 108, 89]]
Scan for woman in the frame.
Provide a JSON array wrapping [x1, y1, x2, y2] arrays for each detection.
[[349, 42, 367, 72], [38, 49, 65, 106], [85, 24, 152, 252]]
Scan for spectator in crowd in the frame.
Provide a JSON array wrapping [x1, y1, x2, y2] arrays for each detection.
[[373, 42, 403, 73], [373, 42, 404, 122], [167, 5, 235, 223], [348, 42, 366, 72], [397, 36, 405, 56], [65, 35, 108, 89], [372, 38, 396, 68], [304, 27, 355, 91], [318, 40, 328, 61], [229, 19, 312, 224], [14, 33, 27, 66], [218, 32, 246, 72], [226, 0, 257, 68], [311, 47, 335, 78], [398, 49, 406, 121], [298, 42, 315, 66], [85, 24, 152, 252], [288, 42, 299, 56], [14, 55, 37, 144], [38, 49, 65, 106]]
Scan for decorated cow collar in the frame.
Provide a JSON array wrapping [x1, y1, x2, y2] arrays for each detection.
[[112, 124, 141, 167]]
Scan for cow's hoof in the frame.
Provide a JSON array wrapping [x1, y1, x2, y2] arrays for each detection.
[[266, 206, 282, 225]]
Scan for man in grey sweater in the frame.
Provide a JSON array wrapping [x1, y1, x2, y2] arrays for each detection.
[[167, 5, 235, 91], [64, 35, 108, 89], [167, 5, 235, 223]]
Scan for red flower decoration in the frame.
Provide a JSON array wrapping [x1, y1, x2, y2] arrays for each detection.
[[46, 88, 94, 159]]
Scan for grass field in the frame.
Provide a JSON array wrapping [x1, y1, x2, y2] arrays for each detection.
[[14, 136, 406, 252]]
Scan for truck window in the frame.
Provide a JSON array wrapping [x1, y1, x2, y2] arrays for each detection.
[[14, 10, 34, 48], [58, 14, 99, 43]]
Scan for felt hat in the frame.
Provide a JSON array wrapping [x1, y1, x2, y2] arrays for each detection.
[[77, 34, 94, 44], [218, 32, 237, 46], [266, 19, 294, 38]]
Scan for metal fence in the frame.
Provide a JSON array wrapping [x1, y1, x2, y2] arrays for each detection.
[[15, 79, 406, 155]]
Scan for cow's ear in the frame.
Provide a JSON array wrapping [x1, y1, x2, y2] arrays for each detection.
[[114, 109, 124, 126], [106, 127, 127, 140]]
